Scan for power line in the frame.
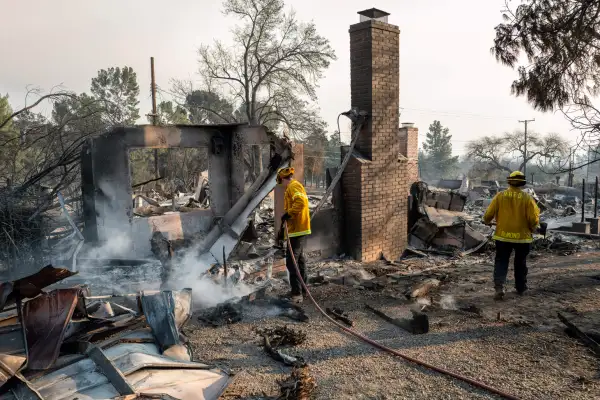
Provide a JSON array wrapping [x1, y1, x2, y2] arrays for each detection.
[[400, 107, 520, 120]]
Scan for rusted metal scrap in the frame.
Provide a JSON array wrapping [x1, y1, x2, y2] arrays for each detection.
[[0, 265, 230, 399], [0, 265, 77, 311], [23, 288, 83, 370]]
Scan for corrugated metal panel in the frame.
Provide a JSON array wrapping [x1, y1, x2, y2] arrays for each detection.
[[7, 342, 227, 400], [127, 369, 229, 400], [140, 293, 178, 350], [0, 283, 13, 311], [104, 344, 210, 375], [0, 324, 24, 355]]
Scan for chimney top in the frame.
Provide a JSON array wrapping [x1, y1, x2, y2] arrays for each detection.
[[401, 122, 415, 128], [358, 8, 390, 23]]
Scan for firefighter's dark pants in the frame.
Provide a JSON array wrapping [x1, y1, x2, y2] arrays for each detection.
[[494, 241, 530, 291], [286, 235, 308, 296]]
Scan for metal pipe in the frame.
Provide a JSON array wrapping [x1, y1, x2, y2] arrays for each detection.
[[284, 224, 522, 400], [595, 176, 598, 219], [582, 179, 586, 223]]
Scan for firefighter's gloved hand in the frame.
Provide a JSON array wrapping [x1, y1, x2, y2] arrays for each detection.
[[537, 222, 548, 236], [281, 212, 292, 223]]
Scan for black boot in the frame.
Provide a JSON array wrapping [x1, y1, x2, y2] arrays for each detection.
[[494, 285, 505, 301], [516, 286, 528, 296]]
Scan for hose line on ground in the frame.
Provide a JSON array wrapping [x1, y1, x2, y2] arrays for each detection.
[[283, 223, 521, 400]]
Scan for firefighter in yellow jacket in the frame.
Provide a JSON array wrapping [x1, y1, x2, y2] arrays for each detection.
[[277, 167, 311, 303], [483, 171, 540, 300]]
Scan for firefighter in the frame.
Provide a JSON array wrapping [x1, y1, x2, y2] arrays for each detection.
[[483, 171, 540, 300], [277, 167, 311, 303]]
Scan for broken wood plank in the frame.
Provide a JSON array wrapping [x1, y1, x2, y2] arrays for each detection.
[[406, 278, 441, 299], [132, 176, 164, 188], [387, 262, 453, 280], [403, 247, 428, 258], [558, 312, 600, 357], [326, 308, 353, 327], [365, 304, 429, 334]]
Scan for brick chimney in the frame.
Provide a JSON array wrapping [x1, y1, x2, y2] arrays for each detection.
[[350, 8, 400, 161], [399, 122, 419, 182], [341, 9, 408, 262]]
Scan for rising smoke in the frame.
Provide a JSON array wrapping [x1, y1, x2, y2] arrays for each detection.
[[78, 181, 257, 309]]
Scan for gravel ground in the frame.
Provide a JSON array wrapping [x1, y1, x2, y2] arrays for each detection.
[[185, 251, 600, 399]]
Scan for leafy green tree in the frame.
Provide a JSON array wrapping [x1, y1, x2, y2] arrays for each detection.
[[324, 131, 344, 171], [421, 120, 459, 180], [184, 90, 234, 124], [491, 1, 600, 174], [155, 101, 190, 125], [0, 95, 20, 186], [492, 0, 600, 112], [91, 66, 140, 125], [303, 128, 328, 186]]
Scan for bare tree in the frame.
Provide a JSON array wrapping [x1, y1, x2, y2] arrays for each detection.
[[467, 132, 568, 174], [177, 0, 335, 177], [466, 136, 512, 173], [0, 90, 113, 272]]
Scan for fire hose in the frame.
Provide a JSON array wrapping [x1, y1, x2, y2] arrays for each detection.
[[283, 223, 521, 400]]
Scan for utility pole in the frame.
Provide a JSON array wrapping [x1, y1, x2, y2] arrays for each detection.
[[568, 148, 574, 187], [587, 144, 591, 182], [519, 119, 535, 177], [150, 57, 159, 178]]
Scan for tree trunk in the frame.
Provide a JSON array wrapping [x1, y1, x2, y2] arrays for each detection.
[[252, 145, 262, 178]]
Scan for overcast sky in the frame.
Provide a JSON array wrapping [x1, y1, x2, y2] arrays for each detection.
[[1, 0, 575, 155]]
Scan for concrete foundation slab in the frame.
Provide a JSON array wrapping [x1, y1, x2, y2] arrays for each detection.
[[572, 222, 591, 234]]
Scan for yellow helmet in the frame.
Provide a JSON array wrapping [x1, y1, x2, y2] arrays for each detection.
[[507, 170, 526, 186], [276, 167, 294, 184]]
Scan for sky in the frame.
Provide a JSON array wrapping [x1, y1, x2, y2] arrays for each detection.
[[0, 0, 576, 157]]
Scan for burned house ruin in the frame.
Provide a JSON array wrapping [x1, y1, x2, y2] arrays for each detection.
[[81, 124, 285, 258]]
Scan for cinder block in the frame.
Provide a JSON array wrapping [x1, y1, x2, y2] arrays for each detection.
[[586, 218, 600, 234]]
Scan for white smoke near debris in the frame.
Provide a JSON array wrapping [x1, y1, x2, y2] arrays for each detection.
[[168, 244, 256, 309], [439, 294, 458, 310], [82, 232, 132, 259], [76, 180, 260, 308], [411, 297, 431, 312]]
